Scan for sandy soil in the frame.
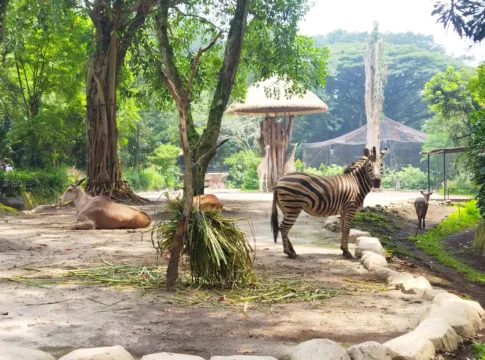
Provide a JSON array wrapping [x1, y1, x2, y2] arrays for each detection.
[[0, 191, 455, 359]]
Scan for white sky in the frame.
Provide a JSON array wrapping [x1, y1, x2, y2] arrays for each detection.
[[298, 0, 485, 65]]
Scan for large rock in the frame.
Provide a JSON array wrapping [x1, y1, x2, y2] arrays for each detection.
[[473, 220, 485, 254], [142, 353, 205, 360], [324, 216, 341, 232], [292, 339, 350, 360], [420, 299, 484, 337], [0, 346, 55, 360], [211, 356, 277, 360], [398, 276, 432, 296], [360, 252, 388, 271], [387, 272, 415, 289], [348, 229, 371, 244], [422, 288, 448, 302], [346, 341, 392, 360], [59, 346, 134, 360], [374, 267, 398, 281], [355, 237, 385, 258], [383, 331, 435, 360], [0, 196, 24, 210], [413, 318, 462, 352]]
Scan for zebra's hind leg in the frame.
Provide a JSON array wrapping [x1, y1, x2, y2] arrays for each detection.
[[280, 210, 301, 259], [340, 206, 357, 259]]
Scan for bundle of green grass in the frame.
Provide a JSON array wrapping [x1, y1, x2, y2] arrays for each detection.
[[152, 196, 256, 287]]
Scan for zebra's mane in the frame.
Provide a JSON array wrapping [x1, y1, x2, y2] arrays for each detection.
[[343, 156, 368, 174]]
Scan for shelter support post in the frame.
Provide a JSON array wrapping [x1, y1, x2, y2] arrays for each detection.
[[427, 153, 430, 194], [443, 151, 446, 200]]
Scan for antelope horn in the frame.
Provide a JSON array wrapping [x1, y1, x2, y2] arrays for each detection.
[[74, 177, 87, 186]]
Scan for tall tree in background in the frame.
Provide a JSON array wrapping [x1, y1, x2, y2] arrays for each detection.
[[83, 0, 156, 201], [364, 22, 387, 154], [0, 0, 8, 44]]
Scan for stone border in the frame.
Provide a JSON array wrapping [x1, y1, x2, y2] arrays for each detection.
[[2, 236, 484, 360]]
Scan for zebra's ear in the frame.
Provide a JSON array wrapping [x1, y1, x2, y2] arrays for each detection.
[[364, 148, 371, 157], [372, 147, 376, 156], [380, 148, 388, 157]]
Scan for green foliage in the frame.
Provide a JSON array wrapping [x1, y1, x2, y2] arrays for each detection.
[[152, 196, 256, 287], [124, 166, 180, 191], [224, 150, 261, 190], [0, 202, 17, 214], [423, 66, 479, 146], [147, 143, 180, 171], [294, 159, 345, 176], [382, 165, 428, 190], [409, 201, 485, 284], [0, 0, 89, 168], [4, 167, 70, 204], [473, 342, 485, 360], [293, 31, 466, 144]]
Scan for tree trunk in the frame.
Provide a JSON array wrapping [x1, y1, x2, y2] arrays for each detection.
[[0, 0, 8, 44], [473, 220, 485, 254], [84, 4, 146, 203]]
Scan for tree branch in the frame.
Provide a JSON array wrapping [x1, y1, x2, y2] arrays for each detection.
[[185, 30, 223, 98], [173, 6, 222, 30]]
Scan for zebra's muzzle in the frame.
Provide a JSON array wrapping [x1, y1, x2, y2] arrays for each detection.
[[373, 179, 382, 188]]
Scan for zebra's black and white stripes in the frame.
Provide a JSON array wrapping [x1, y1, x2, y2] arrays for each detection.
[[271, 147, 387, 259]]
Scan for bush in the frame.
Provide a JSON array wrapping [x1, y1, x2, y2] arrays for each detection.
[[294, 159, 345, 176], [382, 165, 428, 190], [124, 166, 180, 191], [3, 167, 70, 205], [224, 150, 260, 190]]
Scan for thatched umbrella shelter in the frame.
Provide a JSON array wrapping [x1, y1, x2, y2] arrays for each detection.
[[226, 78, 328, 188]]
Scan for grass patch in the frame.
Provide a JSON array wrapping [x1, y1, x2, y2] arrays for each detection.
[[409, 200, 485, 284], [473, 342, 485, 360], [0, 202, 17, 214], [8, 264, 340, 307], [354, 207, 411, 257]]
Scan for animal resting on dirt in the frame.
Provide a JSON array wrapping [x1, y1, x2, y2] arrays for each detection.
[[192, 194, 223, 213], [258, 144, 271, 193], [414, 191, 433, 229], [271, 147, 387, 259], [60, 182, 151, 230]]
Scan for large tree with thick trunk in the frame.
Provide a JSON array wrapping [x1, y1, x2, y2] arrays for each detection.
[[82, 0, 158, 201]]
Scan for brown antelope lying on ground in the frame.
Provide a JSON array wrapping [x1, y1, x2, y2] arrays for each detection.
[[60, 183, 151, 230], [192, 194, 224, 213], [414, 190, 433, 229]]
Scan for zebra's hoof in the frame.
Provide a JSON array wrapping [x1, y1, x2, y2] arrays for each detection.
[[286, 252, 297, 259], [342, 250, 353, 259]]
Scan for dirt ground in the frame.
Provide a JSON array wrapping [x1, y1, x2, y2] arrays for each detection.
[[0, 191, 478, 359]]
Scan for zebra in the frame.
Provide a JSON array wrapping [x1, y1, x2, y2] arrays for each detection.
[[271, 147, 387, 259]]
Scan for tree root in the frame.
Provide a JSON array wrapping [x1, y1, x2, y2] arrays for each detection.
[[85, 181, 149, 204]]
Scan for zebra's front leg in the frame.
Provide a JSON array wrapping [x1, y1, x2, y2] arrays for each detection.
[[340, 208, 357, 259]]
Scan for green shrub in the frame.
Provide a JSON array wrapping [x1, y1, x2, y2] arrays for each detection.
[[4, 167, 70, 205], [382, 166, 428, 190], [294, 159, 345, 176], [124, 166, 180, 191], [473, 342, 485, 360], [224, 150, 260, 190]]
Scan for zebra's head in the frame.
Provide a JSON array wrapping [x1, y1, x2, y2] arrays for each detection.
[[363, 147, 388, 188]]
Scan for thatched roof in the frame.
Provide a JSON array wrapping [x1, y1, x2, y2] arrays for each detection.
[[225, 78, 328, 116]]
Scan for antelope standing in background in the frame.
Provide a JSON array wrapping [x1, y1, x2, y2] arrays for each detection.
[[257, 144, 271, 192], [414, 191, 433, 229], [271, 147, 387, 259]]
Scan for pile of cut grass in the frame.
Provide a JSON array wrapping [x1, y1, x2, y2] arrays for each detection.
[[474, 342, 485, 360], [151, 196, 256, 287], [8, 264, 340, 306]]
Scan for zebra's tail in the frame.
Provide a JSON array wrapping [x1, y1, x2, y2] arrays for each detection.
[[271, 189, 279, 243]]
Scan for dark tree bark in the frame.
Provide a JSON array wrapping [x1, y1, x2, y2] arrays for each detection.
[[0, 0, 8, 44], [84, 0, 152, 202]]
